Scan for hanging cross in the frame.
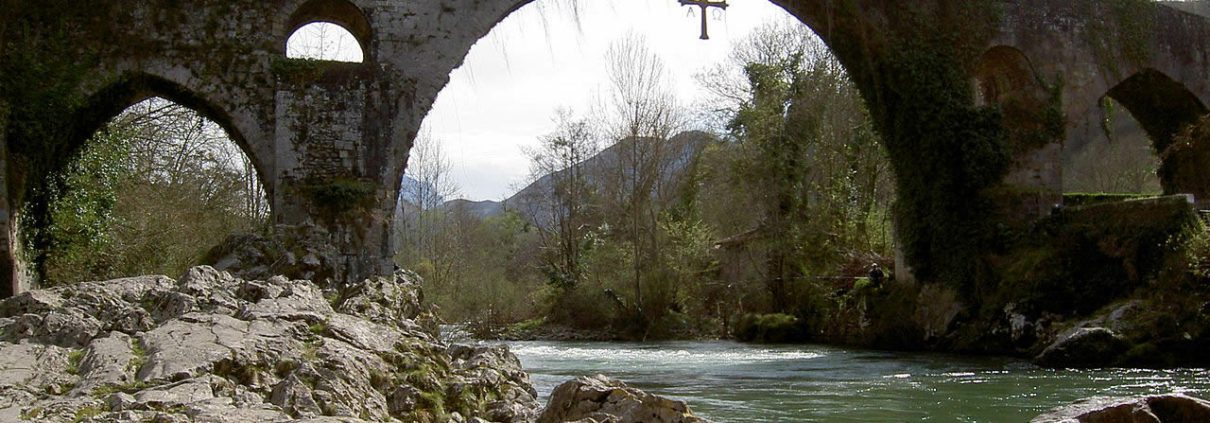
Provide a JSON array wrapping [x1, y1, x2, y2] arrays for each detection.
[[679, 0, 729, 40]]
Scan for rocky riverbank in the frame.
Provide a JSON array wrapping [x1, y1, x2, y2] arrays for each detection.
[[0, 267, 707, 422]]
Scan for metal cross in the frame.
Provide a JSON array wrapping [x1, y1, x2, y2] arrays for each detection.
[[679, 0, 729, 40]]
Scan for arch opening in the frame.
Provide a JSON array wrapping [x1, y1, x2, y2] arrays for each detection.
[[1107, 69, 1207, 153], [285, 0, 371, 63], [404, 0, 895, 340], [1063, 96, 1163, 195], [1103, 69, 1209, 198], [20, 77, 270, 287]]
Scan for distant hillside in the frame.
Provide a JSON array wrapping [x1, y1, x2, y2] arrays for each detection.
[[498, 130, 716, 225], [392, 130, 717, 231], [442, 199, 505, 219]]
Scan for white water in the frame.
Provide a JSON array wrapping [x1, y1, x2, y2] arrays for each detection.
[[504, 340, 1210, 422]]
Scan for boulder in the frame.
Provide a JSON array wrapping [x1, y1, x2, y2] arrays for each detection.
[[538, 374, 709, 423], [204, 224, 344, 283], [0, 266, 541, 422], [1034, 327, 1130, 368], [1032, 394, 1210, 422]]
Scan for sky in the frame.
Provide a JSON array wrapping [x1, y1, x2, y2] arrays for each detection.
[[290, 0, 796, 201]]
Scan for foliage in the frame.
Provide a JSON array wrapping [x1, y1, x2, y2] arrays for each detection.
[[40, 99, 268, 286], [1063, 98, 1162, 195], [991, 196, 1201, 317], [733, 313, 807, 343], [302, 177, 376, 217], [407, 22, 894, 341], [711, 21, 894, 312], [399, 208, 543, 327]]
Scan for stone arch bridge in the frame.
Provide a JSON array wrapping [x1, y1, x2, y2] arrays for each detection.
[[1, 0, 1209, 296]]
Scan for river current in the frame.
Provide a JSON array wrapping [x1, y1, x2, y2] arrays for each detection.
[[502, 340, 1210, 422]]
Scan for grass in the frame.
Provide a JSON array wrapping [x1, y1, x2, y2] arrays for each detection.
[[127, 339, 147, 375], [71, 404, 107, 422], [66, 349, 86, 375]]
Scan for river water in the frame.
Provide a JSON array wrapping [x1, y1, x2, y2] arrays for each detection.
[[502, 340, 1210, 422]]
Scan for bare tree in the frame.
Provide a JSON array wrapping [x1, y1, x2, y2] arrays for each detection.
[[520, 108, 598, 289], [399, 130, 460, 262], [286, 22, 363, 62], [594, 33, 688, 327]]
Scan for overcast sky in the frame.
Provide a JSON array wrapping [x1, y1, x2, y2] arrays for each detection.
[[420, 0, 794, 201]]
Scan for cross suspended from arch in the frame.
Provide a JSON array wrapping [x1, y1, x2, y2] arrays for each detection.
[[679, 0, 729, 40]]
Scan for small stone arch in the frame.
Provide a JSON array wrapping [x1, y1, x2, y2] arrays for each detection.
[[285, 0, 373, 61], [974, 46, 1044, 108]]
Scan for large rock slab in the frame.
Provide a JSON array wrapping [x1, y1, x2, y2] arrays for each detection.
[[538, 374, 709, 423], [1033, 394, 1210, 422], [0, 266, 541, 422]]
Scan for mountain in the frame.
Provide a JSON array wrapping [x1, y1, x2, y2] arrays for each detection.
[[392, 130, 717, 232], [500, 130, 716, 226], [442, 199, 505, 219]]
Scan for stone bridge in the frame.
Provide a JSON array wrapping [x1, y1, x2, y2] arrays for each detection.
[[1, 0, 1209, 296]]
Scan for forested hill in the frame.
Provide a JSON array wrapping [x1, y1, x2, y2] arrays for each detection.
[[417, 130, 716, 223]]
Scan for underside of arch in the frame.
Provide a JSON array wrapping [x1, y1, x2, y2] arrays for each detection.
[[70, 73, 271, 193], [1107, 69, 1209, 197], [1107, 69, 1207, 153], [5, 72, 273, 293]]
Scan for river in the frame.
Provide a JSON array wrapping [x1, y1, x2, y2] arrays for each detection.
[[501, 340, 1210, 422]]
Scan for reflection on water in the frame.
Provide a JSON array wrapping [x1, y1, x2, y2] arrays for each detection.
[[504, 340, 1210, 422]]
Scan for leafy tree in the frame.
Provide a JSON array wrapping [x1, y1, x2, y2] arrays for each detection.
[[518, 109, 599, 290]]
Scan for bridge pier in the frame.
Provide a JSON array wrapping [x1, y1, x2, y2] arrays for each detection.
[[270, 62, 405, 283], [0, 102, 16, 298]]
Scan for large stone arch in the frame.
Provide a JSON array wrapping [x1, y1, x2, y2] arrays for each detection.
[[1106, 69, 1207, 154], [8, 71, 274, 294], [421, 1, 1045, 288], [988, 1, 1210, 199], [2, 0, 1208, 297]]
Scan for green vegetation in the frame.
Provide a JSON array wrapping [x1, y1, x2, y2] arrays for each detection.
[[402, 23, 895, 340], [301, 177, 377, 217], [66, 349, 86, 375], [733, 314, 805, 343], [128, 338, 147, 375], [308, 319, 330, 336], [35, 99, 268, 286], [71, 404, 107, 423]]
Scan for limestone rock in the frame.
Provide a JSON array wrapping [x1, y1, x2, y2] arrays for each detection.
[[204, 224, 343, 283], [1034, 327, 1130, 368], [538, 374, 709, 423], [1032, 394, 1210, 422], [0, 266, 540, 422], [333, 270, 424, 324]]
